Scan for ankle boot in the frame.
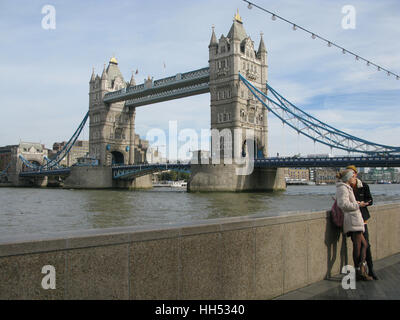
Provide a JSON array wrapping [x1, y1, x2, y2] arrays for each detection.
[[355, 268, 363, 281], [360, 262, 373, 281], [368, 269, 379, 280]]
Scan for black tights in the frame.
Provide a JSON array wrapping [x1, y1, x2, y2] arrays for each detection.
[[350, 231, 369, 267]]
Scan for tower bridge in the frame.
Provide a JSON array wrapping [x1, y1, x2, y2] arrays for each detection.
[[7, 11, 400, 190]]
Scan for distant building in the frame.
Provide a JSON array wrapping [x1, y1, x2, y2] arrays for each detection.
[[306, 153, 332, 158], [133, 134, 149, 164], [0, 145, 16, 172], [360, 167, 397, 183], [284, 168, 310, 181], [146, 146, 167, 164], [0, 142, 48, 173], [51, 140, 89, 167], [314, 168, 337, 184]]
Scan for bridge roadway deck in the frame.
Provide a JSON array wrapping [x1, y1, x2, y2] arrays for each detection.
[[275, 253, 400, 300], [17, 155, 400, 178]]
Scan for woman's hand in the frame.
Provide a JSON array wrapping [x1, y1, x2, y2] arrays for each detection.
[[358, 201, 367, 207]]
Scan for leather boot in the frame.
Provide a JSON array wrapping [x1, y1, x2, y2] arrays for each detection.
[[368, 269, 379, 280], [360, 262, 373, 281], [355, 268, 363, 281]]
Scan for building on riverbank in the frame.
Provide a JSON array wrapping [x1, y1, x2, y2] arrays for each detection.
[[359, 167, 399, 184], [284, 168, 310, 181], [51, 140, 89, 167]]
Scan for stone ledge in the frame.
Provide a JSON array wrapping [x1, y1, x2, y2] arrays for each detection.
[[0, 203, 398, 257]]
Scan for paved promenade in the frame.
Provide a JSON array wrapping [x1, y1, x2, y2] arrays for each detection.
[[275, 253, 400, 300]]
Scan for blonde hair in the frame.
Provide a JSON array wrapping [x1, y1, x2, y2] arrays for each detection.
[[336, 169, 354, 182]]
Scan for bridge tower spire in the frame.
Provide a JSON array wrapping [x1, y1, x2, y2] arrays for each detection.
[[208, 12, 269, 160]]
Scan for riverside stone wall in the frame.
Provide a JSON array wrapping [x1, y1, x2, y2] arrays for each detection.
[[0, 203, 399, 299]]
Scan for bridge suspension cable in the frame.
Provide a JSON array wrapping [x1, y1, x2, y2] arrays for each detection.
[[239, 73, 400, 155], [19, 111, 89, 171], [243, 0, 400, 81], [0, 162, 11, 176]]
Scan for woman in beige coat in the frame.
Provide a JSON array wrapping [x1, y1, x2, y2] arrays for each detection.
[[336, 169, 372, 281]]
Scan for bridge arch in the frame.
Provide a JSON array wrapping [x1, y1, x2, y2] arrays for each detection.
[[111, 151, 124, 165], [21, 159, 41, 172]]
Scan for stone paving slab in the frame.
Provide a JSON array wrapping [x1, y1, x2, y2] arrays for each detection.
[[275, 253, 400, 300]]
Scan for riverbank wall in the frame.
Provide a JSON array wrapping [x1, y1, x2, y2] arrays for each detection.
[[0, 203, 399, 299]]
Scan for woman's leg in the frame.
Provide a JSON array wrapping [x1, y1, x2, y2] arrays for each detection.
[[359, 232, 369, 265], [354, 232, 373, 280], [350, 232, 362, 267]]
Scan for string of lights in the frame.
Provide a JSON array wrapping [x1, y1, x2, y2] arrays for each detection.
[[243, 0, 400, 81]]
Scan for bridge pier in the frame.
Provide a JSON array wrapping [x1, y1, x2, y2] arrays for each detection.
[[15, 176, 48, 188], [64, 166, 113, 189], [63, 166, 152, 190], [188, 163, 286, 192], [113, 175, 153, 190]]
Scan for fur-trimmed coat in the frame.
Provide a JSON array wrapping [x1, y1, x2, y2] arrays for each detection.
[[336, 181, 365, 234]]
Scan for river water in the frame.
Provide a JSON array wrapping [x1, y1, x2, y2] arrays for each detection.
[[0, 184, 399, 238]]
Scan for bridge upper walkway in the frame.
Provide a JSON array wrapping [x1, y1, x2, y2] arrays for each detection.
[[103, 67, 210, 107]]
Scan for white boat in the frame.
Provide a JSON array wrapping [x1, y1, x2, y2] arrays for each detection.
[[171, 180, 187, 187]]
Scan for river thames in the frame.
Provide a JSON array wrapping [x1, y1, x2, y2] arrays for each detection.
[[0, 184, 399, 238]]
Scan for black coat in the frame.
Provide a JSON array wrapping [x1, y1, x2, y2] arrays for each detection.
[[352, 180, 373, 222]]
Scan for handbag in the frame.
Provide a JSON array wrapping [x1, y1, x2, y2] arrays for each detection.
[[330, 198, 344, 228]]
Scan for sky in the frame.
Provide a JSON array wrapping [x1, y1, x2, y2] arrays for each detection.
[[0, 0, 399, 158]]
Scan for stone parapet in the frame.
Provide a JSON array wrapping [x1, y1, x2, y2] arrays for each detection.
[[0, 203, 399, 299]]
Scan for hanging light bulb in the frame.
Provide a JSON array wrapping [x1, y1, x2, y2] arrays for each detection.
[[397, 76, 400, 80], [311, 34, 316, 39], [247, 3, 253, 9], [271, 14, 276, 21], [387, 71, 390, 76], [367, 61, 370, 66], [355, 56, 359, 61], [377, 66, 381, 71], [292, 24, 297, 31], [327, 42, 332, 47], [342, 48, 346, 54]]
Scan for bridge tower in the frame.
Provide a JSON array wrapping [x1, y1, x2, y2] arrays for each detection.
[[64, 58, 152, 190], [209, 11, 268, 160], [188, 11, 285, 192], [88, 57, 136, 166]]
